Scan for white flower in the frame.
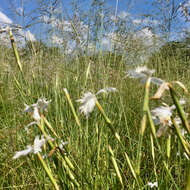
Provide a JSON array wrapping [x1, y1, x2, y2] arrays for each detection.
[[77, 87, 117, 117], [147, 182, 158, 188], [32, 107, 41, 121], [13, 135, 52, 159], [127, 66, 164, 86], [23, 103, 34, 113], [37, 98, 51, 112], [127, 68, 147, 79], [76, 92, 97, 118], [151, 106, 172, 126], [23, 98, 51, 121], [33, 135, 46, 154], [96, 87, 117, 95], [152, 99, 186, 127], [13, 145, 33, 159], [23, 98, 51, 113]]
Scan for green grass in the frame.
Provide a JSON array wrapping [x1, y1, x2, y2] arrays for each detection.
[[0, 41, 190, 190]]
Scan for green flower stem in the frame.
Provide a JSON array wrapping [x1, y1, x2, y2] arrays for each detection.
[[172, 117, 190, 156], [124, 152, 140, 186], [37, 152, 60, 190], [9, 29, 23, 72], [95, 100, 121, 143], [42, 115, 58, 138], [146, 107, 179, 189], [169, 85, 190, 134], [36, 121, 80, 187], [63, 88, 81, 128], [136, 77, 151, 175], [108, 145, 124, 188]]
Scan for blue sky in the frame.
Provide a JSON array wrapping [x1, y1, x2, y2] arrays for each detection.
[[0, 0, 189, 43]]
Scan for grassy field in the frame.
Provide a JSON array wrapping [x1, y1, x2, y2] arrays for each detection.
[[0, 37, 190, 190]]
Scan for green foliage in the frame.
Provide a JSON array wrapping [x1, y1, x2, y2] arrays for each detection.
[[1, 19, 190, 190], [147, 40, 190, 80]]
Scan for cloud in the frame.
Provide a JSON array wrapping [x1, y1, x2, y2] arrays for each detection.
[[0, 11, 36, 47], [133, 18, 159, 25], [0, 11, 12, 24]]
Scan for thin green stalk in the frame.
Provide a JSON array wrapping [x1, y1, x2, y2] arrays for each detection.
[[172, 117, 190, 156], [95, 100, 121, 143], [37, 153, 60, 190], [108, 145, 124, 188], [166, 135, 171, 159], [42, 115, 58, 138], [8, 29, 23, 72], [85, 60, 92, 86], [146, 107, 179, 189], [136, 77, 151, 175], [169, 85, 190, 134], [63, 88, 81, 128], [36, 121, 80, 187], [186, 165, 190, 190], [150, 134, 158, 180], [124, 152, 140, 186]]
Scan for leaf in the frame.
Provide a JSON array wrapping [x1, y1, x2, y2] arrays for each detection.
[[152, 82, 169, 99], [172, 81, 188, 93]]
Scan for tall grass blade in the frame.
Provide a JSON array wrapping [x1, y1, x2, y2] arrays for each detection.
[[136, 77, 151, 174], [108, 145, 123, 187], [8, 29, 23, 72], [63, 88, 81, 128], [169, 85, 190, 134], [37, 153, 60, 190], [172, 118, 190, 156]]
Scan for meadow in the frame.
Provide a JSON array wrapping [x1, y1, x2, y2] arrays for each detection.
[[0, 31, 190, 190]]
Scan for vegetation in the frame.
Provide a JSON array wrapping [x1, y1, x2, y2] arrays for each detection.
[[0, 34, 189, 189], [0, 0, 190, 189]]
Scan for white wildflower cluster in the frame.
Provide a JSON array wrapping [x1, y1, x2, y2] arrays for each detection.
[[76, 87, 117, 118], [13, 135, 53, 159], [13, 97, 69, 160], [126, 65, 164, 86], [24, 98, 51, 131], [151, 99, 187, 137]]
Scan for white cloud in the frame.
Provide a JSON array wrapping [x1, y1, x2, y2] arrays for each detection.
[[0, 11, 12, 24], [133, 18, 159, 25], [0, 11, 36, 47]]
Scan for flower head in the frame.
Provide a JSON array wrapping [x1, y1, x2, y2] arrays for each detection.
[[77, 87, 117, 117], [33, 135, 46, 154], [23, 98, 51, 121], [126, 66, 164, 86], [96, 87, 117, 95], [76, 92, 97, 118], [13, 145, 33, 159], [13, 135, 52, 159], [37, 98, 51, 112], [151, 106, 172, 126]]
